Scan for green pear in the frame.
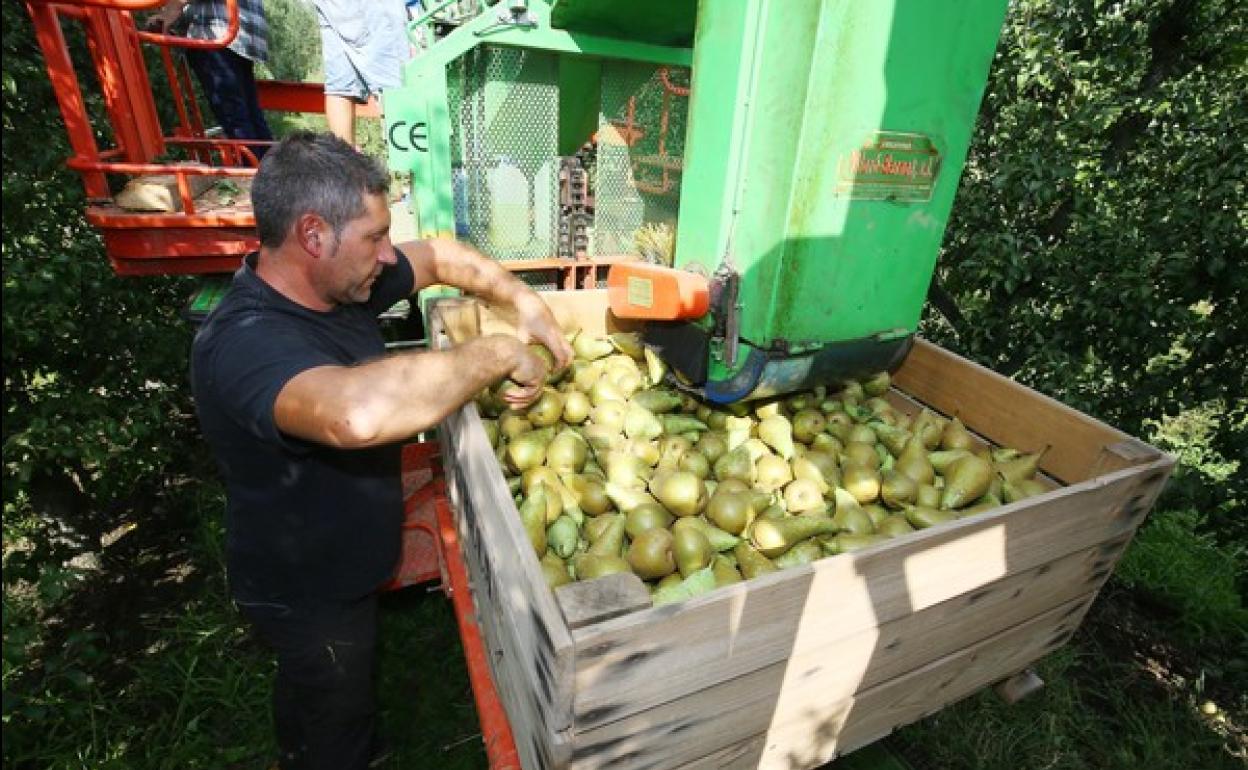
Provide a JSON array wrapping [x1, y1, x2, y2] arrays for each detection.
[[940, 454, 995, 509], [672, 516, 740, 552], [587, 512, 626, 556], [706, 490, 752, 535], [608, 331, 645, 360], [604, 482, 660, 512], [758, 416, 796, 459], [915, 483, 942, 509], [733, 541, 779, 579], [672, 525, 714, 577], [1003, 477, 1050, 503], [624, 503, 674, 538], [827, 533, 889, 554], [791, 409, 827, 444], [643, 346, 667, 386], [518, 485, 548, 556], [862, 371, 891, 397], [842, 441, 881, 470], [561, 391, 592, 424], [546, 514, 581, 559], [928, 449, 972, 474], [877, 515, 916, 538], [940, 415, 976, 452], [809, 432, 843, 456], [905, 505, 958, 529], [650, 470, 708, 517], [526, 388, 565, 428], [589, 401, 627, 432], [831, 488, 875, 535], [573, 553, 632, 581], [631, 388, 683, 414], [713, 445, 756, 485], [842, 462, 881, 504], [783, 478, 825, 513], [750, 515, 839, 558], [563, 474, 611, 516], [505, 432, 548, 474], [911, 408, 945, 450], [790, 456, 832, 496], [772, 539, 822, 570], [540, 551, 572, 588], [880, 469, 919, 509], [996, 447, 1049, 484], [872, 423, 912, 458], [545, 430, 588, 475], [712, 555, 744, 587], [572, 331, 614, 361], [624, 403, 664, 441], [499, 411, 533, 440], [678, 449, 712, 480], [590, 377, 626, 407], [755, 454, 794, 493], [627, 527, 676, 579], [694, 432, 729, 464], [658, 414, 707, 437]]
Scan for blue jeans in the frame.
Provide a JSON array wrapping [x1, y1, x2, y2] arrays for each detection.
[[185, 47, 274, 161]]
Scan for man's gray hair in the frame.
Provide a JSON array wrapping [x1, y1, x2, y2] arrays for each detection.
[[251, 131, 391, 248]]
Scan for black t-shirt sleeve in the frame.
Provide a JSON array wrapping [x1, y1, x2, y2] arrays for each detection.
[[200, 321, 337, 452]]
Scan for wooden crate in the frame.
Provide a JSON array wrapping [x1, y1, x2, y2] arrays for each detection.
[[429, 291, 1173, 770]]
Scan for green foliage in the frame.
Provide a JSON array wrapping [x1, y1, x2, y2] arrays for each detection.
[[925, 0, 1248, 526], [1117, 509, 1248, 644], [261, 0, 323, 82]]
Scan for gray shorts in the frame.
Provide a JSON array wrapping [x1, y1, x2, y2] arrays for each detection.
[[315, 0, 410, 101]]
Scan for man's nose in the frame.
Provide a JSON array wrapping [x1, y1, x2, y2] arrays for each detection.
[[378, 237, 398, 265]]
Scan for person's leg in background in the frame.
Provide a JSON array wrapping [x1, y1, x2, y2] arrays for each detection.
[[185, 47, 274, 162], [324, 93, 360, 147], [313, 0, 367, 146], [237, 595, 382, 770]]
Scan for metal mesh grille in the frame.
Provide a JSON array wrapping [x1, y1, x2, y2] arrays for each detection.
[[451, 46, 559, 260], [593, 61, 689, 257], [444, 49, 690, 266]]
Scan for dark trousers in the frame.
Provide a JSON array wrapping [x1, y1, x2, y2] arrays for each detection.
[[237, 594, 381, 770], [184, 47, 274, 162]]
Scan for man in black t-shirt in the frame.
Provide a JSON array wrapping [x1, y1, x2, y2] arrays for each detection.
[[191, 131, 570, 770]]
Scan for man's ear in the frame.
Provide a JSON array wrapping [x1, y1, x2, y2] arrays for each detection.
[[295, 213, 328, 257]]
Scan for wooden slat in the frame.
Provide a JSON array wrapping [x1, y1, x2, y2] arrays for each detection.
[[568, 457, 1170, 733], [557, 572, 654, 630], [430, 307, 576, 769], [893, 340, 1165, 484], [676, 594, 1095, 770], [441, 407, 576, 770], [564, 537, 1126, 769]]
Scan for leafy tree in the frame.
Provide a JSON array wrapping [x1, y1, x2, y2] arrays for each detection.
[[2, 2, 201, 568], [927, 0, 1247, 536]]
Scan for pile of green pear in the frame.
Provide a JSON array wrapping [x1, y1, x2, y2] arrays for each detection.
[[474, 332, 1050, 608]]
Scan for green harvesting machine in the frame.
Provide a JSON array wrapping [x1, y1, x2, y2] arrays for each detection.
[[385, 0, 1010, 402]]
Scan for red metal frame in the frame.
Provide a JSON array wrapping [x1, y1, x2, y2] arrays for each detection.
[[24, 0, 343, 276], [388, 442, 522, 770]]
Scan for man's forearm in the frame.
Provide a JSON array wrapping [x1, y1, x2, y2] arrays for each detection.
[[276, 334, 521, 448], [422, 238, 533, 308]]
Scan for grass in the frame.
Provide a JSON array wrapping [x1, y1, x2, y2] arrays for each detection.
[[894, 615, 1243, 770]]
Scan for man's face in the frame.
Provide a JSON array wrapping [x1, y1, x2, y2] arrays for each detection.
[[322, 193, 396, 305]]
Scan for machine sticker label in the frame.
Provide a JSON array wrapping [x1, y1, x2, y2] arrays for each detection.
[[835, 131, 940, 202], [627, 276, 654, 309]]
